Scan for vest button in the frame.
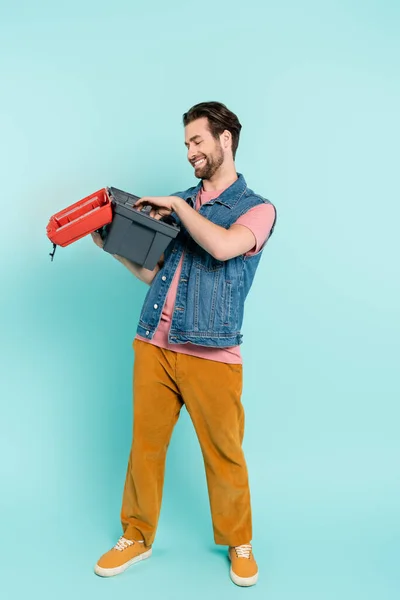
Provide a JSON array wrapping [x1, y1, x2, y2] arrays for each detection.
[[145, 331, 150, 336], [154, 304, 158, 309], [162, 276, 166, 281]]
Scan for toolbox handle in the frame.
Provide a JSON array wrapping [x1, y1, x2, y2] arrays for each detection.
[[127, 197, 152, 215], [49, 243, 57, 261], [125, 194, 141, 208], [107, 187, 148, 212], [126, 197, 153, 216]]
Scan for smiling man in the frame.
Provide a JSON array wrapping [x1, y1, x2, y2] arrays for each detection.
[[92, 102, 276, 587]]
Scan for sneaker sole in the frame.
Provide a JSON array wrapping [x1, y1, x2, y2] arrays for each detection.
[[94, 548, 152, 577], [228, 552, 258, 587]]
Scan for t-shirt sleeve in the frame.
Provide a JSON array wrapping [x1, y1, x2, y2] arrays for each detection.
[[233, 203, 276, 257]]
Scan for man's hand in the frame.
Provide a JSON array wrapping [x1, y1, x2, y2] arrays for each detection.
[[133, 196, 182, 220], [91, 231, 104, 249]]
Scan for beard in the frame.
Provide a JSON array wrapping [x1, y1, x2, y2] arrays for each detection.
[[194, 142, 224, 180]]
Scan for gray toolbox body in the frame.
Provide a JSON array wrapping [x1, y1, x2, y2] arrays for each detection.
[[99, 187, 180, 270]]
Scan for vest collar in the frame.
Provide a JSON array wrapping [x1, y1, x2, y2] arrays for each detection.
[[186, 173, 247, 209]]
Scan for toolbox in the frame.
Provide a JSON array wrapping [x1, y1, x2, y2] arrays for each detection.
[[99, 187, 179, 271], [46, 186, 179, 269]]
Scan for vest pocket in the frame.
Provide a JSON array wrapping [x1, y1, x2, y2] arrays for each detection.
[[194, 253, 224, 272], [193, 266, 222, 331]]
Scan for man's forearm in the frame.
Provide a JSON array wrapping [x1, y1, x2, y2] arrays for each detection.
[[171, 197, 228, 259], [114, 255, 160, 285]]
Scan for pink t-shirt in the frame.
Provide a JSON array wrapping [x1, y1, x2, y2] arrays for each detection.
[[136, 186, 275, 363]]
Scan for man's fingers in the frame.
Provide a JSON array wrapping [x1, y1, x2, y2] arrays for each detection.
[[91, 231, 104, 248], [134, 197, 151, 208], [136, 202, 150, 212]]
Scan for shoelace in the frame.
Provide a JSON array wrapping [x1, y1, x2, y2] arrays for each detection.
[[234, 544, 252, 559], [114, 537, 135, 551]]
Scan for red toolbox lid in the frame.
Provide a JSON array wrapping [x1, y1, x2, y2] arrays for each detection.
[[46, 188, 113, 249]]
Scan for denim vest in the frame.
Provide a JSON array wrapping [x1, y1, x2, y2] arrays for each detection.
[[136, 174, 276, 347]]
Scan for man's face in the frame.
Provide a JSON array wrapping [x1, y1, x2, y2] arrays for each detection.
[[185, 117, 225, 181]]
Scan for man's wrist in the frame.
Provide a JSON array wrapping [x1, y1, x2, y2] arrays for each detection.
[[171, 196, 184, 213]]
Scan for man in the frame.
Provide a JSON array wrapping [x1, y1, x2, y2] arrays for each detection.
[[91, 101, 276, 587]]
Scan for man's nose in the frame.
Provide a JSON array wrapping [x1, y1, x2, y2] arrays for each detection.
[[187, 145, 197, 162]]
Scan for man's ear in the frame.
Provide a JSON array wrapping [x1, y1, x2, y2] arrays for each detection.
[[222, 130, 232, 150]]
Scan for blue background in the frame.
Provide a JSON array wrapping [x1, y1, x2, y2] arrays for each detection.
[[1, 1, 399, 599]]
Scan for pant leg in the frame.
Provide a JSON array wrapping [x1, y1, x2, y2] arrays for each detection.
[[121, 339, 183, 546], [176, 353, 252, 546]]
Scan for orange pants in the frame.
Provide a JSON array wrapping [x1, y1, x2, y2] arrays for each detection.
[[120, 339, 252, 547]]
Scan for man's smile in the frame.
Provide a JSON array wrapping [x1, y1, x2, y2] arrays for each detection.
[[192, 158, 206, 167]]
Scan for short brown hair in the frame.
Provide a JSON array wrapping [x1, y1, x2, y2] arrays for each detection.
[[183, 101, 242, 159]]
